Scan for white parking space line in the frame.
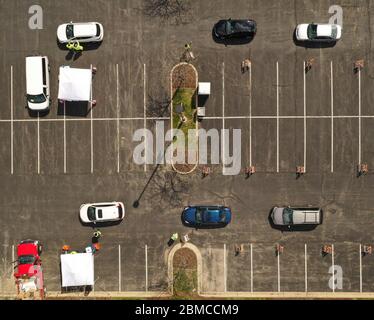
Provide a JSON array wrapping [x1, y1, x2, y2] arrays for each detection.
[[331, 61, 334, 173], [250, 243, 253, 292], [118, 244, 121, 292], [359, 244, 362, 293], [305, 244, 308, 293], [223, 243, 227, 293], [144, 63, 147, 173], [116, 64, 120, 174], [37, 113, 40, 174], [64, 102, 67, 174], [332, 244, 335, 293], [358, 67, 362, 165], [249, 65, 252, 167], [276, 62, 279, 173], [10, 65, 13, 175], [1, 115, 374, 124], [0, 117, 170, 123], [90, 65, 94, 174], [222, 62, 225, 173], [277, 249, 280, 292], [145, 244, 148, 292], [303, 61, 307, 171]]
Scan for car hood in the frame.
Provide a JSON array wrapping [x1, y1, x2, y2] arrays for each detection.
[[79, 204, 91, 222], [296, 24, 309, 40], [214, 20, 227, 36], [183, 207, 196, 223], [28, 100, 49, 111], [57, 24, 68, 41], [272, 207, 284, 225]]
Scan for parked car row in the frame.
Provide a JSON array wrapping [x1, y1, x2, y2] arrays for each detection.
[[213, 18, 342, 42], [77, 202, 323, 231]]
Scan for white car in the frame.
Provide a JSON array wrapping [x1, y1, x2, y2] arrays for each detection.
[[79, 202, 125, 224], [57, 22, 104, 43], [295, 23, 342, 42]]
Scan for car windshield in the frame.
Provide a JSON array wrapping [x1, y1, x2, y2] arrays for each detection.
[[66, 24, 74, 39], [87, 206, 96, 221], [283, 208, 294, 225], [307, 24, 318, 39], [27, 94, 46, 104], [219, 210, 227, 222], [226, 20, 233, 34], [19, 255, 35, 265]]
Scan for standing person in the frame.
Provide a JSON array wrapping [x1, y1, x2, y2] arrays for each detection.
[[241, 59, 251, 73], [73, 41, 84, 53], [66, 41, 75, 51], [93, 229, 102, 241], [184, 42, 192, 51]]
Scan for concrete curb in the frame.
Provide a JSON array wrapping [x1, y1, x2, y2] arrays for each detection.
[[1, 291, 374, 299], [200, 292, 374, 299], [170, 62, 199, 175], [167, 243, 203, 295]]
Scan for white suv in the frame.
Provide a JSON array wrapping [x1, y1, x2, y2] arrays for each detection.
[[57, 22, 104, 43], [80, 202, 125, 224]]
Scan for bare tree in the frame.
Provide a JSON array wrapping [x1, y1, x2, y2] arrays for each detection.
[[143, 0, 192, 25]]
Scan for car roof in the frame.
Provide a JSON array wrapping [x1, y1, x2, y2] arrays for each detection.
[[92, 203, 120, 220], [293, 209, 320, 224], [316, 24, 333, 36], [73, 23, 97, 37], [26, 56, 44, 94]]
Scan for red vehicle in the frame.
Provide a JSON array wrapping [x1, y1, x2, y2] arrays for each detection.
[[14, 240, 42, 278]]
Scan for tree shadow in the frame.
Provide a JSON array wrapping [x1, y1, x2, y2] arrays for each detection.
[[147, 90, 171, 118], [141, 0, 193, 26]]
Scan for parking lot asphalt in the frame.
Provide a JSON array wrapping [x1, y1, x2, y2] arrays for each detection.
[[2, 0, 374, 295]]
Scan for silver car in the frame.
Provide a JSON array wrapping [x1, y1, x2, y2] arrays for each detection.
[[271, 206, 323, 227]]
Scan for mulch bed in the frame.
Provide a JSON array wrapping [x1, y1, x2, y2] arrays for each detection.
[[173, 248, 197, 269], [172, 64, 196, 92]]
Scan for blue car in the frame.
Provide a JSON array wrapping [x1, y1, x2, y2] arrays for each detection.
[[182, 206, 232, 228]]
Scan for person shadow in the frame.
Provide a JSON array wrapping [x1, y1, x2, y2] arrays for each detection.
[[65, 50, 83, 61]]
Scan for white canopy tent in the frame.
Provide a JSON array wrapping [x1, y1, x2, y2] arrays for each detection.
[[60, 253, 94, 287], [58, 66, 92, 102]]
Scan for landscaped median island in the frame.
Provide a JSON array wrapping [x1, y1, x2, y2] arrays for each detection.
[[170, 63, 199, 174]]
